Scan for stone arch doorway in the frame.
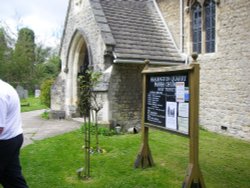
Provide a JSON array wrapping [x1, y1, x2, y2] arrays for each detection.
[[65, 30, 92, 117]]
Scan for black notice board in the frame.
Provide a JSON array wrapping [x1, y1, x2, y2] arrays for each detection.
[[145, 72, 190, 135]]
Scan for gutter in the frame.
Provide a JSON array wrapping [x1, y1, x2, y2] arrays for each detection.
[[180, 0, 190, 65], [113, 58, 184, 66]]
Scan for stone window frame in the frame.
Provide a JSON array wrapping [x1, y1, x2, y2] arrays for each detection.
[[188, 0, 218, 54]]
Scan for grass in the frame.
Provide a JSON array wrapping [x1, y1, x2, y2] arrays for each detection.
[[20, 128, 250, 188], [21, 96, 47, 112]]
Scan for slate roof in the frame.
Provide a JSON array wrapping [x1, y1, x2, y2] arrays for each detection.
[[91, 0, 184, 64]]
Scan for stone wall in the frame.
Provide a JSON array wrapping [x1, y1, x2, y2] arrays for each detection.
[[157, 0, 250, 140], [51, 76, 65, 110], [53, 0, 250, 139], [156, 0, 181, 50], [108, 64, 144, 130], [52, 0, 108, 116], [61, 0, 107, 70]]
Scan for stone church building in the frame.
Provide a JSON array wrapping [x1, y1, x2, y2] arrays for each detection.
[[51, 0, 250, 140]]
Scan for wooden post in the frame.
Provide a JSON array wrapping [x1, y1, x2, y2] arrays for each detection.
[[83, 116, 91, 179], [134, 126, 154, 168], [182, 53, 205, 188], [134, 60, 154, 168]]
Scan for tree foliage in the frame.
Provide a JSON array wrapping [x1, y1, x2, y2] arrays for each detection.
[[78, 70, 102, 117], [12, 28, 36, 88], [78, 71, 91, 117], [35, 44, 52, 64], [77, 69, 102, 179], [0, 25, 61, 93], [0, 28, 7, 77], [0, 27, 13, 81], [40, 78, 54, 107]]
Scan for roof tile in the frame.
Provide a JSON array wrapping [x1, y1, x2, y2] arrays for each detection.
[[91, 0, 184, 63]]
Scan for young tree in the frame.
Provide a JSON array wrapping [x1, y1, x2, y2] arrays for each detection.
[[78, 70, 91, 179], [78, 69, 102, 179], [90, 72, 103, 152]]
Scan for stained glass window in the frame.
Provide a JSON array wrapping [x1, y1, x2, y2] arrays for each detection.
[[205, 0, 216, 53], [192, 2, 202, 53]]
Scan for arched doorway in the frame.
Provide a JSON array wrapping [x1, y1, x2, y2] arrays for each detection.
[[65, 30, 91, 117]]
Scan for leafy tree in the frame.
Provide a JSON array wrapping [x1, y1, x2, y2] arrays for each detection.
[[0, 25, 61, 91], [35, 44, 52, 64], [0, 27, 14, 82], [34, 55, 60, 86], [33, 42, 61, 86], [13, 27, 35, 88], [0, 28, 7, 77], [37, 55, 60, 107], [43, 55, 60, 77]]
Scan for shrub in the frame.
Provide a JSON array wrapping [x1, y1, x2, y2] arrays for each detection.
[[41, 111, 50, 119], [81, 124, 115, 136], [40, 79, 54, 108]]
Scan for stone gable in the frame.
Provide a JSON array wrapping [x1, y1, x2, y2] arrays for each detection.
[[51, 0, 184, 129]]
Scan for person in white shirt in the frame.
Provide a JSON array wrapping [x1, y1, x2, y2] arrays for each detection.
[[0, 79, 28, 188]]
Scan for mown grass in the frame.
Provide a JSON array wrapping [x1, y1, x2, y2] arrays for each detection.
[[21, 96, 47, 112], [19, 128, 250, 188]]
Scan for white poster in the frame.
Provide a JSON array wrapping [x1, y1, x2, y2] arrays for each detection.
[[178, 117, 189, 134], [166, 102, 177, 130], [178, 102, 189, 118], [176, 82, 185, 102]]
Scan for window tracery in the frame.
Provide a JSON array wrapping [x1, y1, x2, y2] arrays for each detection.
[[192, 2, 202, 53], [188, 0, 217, 53], [204, 0, 216, 53]]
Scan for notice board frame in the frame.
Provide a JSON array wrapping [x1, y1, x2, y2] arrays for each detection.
[[134, 58, 205, 188], [143, 65, 192, 136]]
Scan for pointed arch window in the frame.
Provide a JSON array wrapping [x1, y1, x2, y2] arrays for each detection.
[[192, 2, 202, 53], [205, 0, 216, 53]]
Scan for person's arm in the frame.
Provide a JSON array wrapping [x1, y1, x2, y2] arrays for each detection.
[[0, 97, 7, 135]]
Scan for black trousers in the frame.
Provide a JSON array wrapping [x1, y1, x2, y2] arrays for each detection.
[[0, 134, 28, 188]]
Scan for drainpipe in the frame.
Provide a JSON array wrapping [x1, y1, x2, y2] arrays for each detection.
[[180, 0, 184, 53], [180, 0, 189, 64]]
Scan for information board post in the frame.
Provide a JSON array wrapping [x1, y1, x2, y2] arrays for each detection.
[[183, 55, 205, 188], [134, 60, 154, 168], [134, 55, 205, 187]]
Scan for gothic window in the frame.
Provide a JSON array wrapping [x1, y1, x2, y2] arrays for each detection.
[[205, 0, 216, 53], [192, 2, 202, 53]]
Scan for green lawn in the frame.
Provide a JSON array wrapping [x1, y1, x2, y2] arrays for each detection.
[[21, 96, 47, 112], [20, 129, 250, 188]]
